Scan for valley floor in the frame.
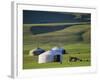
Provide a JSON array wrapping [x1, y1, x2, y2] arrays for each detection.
[[23, 43, 90, 69]]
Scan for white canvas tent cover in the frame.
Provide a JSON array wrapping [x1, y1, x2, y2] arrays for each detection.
[[38, 47, 63, 63], [29, 49, 35, 56], [38, 51, 53, 63], [51, 47, 63, 55]]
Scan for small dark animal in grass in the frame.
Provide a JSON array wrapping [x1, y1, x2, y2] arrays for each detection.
[[78, 52, 80, 54], [69, 57, 82, 62], [84, 59, 89, 62], [86, 60, 89, 62]]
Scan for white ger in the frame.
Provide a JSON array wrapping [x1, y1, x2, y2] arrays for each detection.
[[38, 47, 63, 63]]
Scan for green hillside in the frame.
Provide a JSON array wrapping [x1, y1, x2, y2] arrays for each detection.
[[23, 23, 91, 69], [23, 23, 90, 50]]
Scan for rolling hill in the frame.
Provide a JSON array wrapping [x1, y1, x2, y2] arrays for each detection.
[[23, 23, 91, 69], [23, 23, 90, 50]]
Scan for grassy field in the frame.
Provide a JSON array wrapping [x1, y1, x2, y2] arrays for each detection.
[[23, 23, 91, 69], [23, 43, 90, 69]]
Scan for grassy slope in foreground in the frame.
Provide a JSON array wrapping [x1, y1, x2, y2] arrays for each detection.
[[23, 43, 90, 69]]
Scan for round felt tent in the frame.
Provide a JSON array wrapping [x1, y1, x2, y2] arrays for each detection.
[[38, 51, 53, 63], [29, 48, 45, 56], [29, 49, 35, 56], [51, 47, 63, 63], [38, 47, 63, 64]]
